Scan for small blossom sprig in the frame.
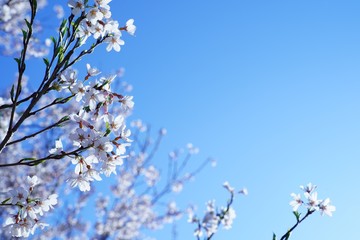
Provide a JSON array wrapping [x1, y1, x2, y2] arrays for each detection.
[[188, 182, 247, 240], [1, 176, 58, 238], [68, 0, 136, 51], [273, 183, 336, 240]]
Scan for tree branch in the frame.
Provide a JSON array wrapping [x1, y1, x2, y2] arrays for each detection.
[[279, 210, 315, 240], [0, 146, 86, 168], [6, 115, 70, 146]]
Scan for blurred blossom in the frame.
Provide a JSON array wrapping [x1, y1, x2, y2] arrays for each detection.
[[53, 5, 65, 19]]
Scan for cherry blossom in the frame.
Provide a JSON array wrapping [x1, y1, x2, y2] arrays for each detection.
[[68, 175, 91, 192], [2, 176, 58, 237], [290, 193, 303, 211], [8, 187, 28, 205], [305, 191, 320, 211], [126, 19, 136, 36], [49, 139, 64, 155], [289, 183, 335, 216], [68, 0, 85, 15], [319, 198, 336, 217], [86, 64, 101, 78], [105, 34, 125, 52]]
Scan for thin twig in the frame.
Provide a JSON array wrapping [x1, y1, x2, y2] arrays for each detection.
[[6, 115, 69, 146], [279, 210, 315, 240]]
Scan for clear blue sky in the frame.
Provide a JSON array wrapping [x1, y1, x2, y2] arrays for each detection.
[[115, 1, 360, 239], [1, 0, 360, 239]]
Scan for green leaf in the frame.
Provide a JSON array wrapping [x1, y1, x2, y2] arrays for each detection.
[[43, 58, 50, 67], [10, 85, 15, 102], [51, 36, 57, 46], [293, 211, 301, 222], [58, 115, 70, 127], [32, 159, 45, 166], [60, 19, 67, 30], [60, 19, 68, 36], [58, 46, 64, 62], [60, 116, 70, 122], [24, 19, 31, 31], [20, 157, 37, 162], [22, 29, 27, 40], [1, 198, 11, 204], [14, 58, 21, 65], [105, 128, 111, 136], [19, 157, 43, 166], [104, 122, 111, 136], [83, 106, 90, 112], [284, 231, 291, 240], [272, 233, 277, 240], [63, 97, 72, 103], [59, 53, 64, 63], [56, 97, 72, 104], [62, 28, 68, 39]]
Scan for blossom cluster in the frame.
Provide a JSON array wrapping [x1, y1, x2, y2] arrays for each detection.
[[290, 183, 336, 217], [188, 182, 247, 239], [2, 176, 57, 238], [0, 0, 136, 56], [48, 63, 135, 192], [68, 0, 136, 51]]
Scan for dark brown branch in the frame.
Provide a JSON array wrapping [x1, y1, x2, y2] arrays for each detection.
[[0, 0, 37, 153], [28, 95, 74, 117], [0, 93, 36, 110], [279, 210, 315, 240], [6, 115, 69, 146], [0, 146, 86, 168]]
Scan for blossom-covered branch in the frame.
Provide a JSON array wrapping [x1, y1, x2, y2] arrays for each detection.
[[274, 183, 336, 240], [188, 182, 248, 240]]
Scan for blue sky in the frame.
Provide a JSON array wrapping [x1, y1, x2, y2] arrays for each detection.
[[1, 0, 360, 239], [113, 1, 360, 238]]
